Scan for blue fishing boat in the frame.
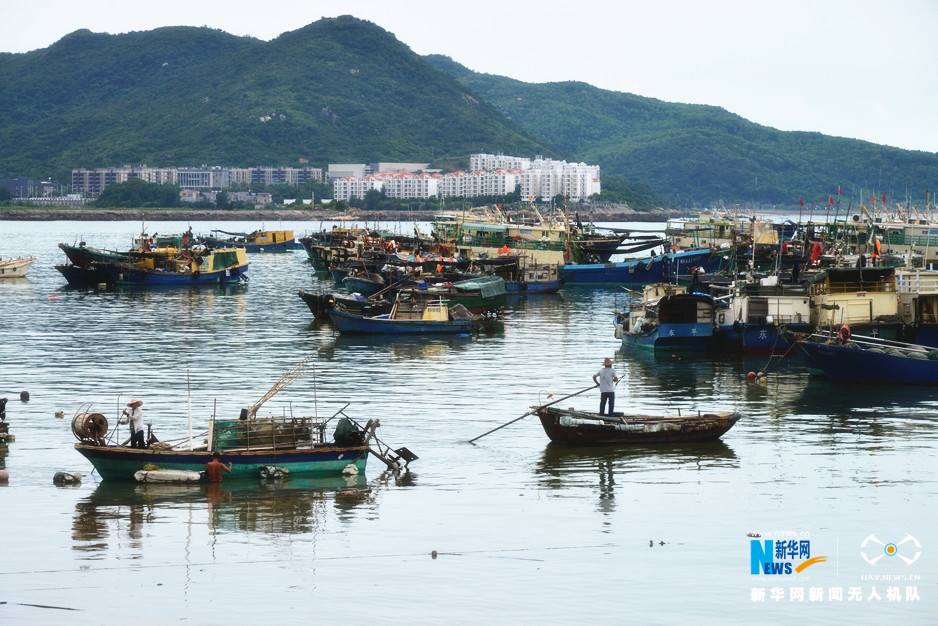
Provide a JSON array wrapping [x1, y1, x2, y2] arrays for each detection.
[[560, 248, 722, 286], [788, 332, 938, 384], [58, 248, 249, 287], [616, 283, 716, 352], [327, 299, 474, 335]]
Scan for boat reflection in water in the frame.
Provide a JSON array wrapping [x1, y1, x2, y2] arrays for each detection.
[[71, 475, 374, 553], [533, 440, 738, 515]]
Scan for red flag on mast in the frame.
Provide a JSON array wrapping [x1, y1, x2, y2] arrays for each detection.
[[882, 193, 887, 205], [829, 196, 834, 205], [837, 186, 842, 196], [799, 197, 804, 207]]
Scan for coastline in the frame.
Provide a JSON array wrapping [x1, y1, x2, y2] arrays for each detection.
[[0, 207, 682, 222]]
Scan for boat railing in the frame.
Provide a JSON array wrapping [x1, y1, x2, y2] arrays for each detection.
[[822, 279, 896, 294], [211, 416, 326, 451], [805, 332, 935, 357], [896, 271, 938, 293]]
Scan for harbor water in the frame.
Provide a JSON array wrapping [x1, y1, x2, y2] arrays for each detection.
[[0, 220, 935, 624]]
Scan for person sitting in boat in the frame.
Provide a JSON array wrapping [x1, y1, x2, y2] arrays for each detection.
[[592, 357, 619, 416], [206, 452, 232, 483], [120, 399, 146, 449], [837, 323, 851, 345]]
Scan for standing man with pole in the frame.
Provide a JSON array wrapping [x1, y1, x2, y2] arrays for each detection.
[[592, 358, 619, 416]]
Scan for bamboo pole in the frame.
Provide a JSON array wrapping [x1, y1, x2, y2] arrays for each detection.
[[468, 384, 597, 443]]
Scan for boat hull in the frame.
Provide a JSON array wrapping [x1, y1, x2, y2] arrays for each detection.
[[88, 261, 248, 286], [327, 307, 472, 335], [621, 321, 714, 351], [505, 279, 562, 295], [791, 336, 938, 384], [560, 248, 721, 285], [75, 442, 369, 481], [536, 407, 741, 444], [0, 256, 37, 278]]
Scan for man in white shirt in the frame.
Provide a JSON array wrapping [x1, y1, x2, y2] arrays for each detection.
[[592, 358, 619, 416]]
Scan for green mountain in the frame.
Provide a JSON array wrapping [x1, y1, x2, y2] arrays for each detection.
[[2, 15, 936, 209], [0, 16, 552, 181], [425, 55, 938, 208]]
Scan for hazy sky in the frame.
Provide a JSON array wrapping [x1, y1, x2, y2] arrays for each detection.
[[4, 0, 937, 153]]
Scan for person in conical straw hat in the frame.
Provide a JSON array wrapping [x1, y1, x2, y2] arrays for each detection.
[[120, 398, 146, 449], [591, 358, 619, 416]]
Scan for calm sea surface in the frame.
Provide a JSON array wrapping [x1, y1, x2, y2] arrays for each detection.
[[0, 219, 935, 624]]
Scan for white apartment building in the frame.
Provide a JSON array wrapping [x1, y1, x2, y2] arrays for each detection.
[[469, 154, 532, 171], [331, 154, 599, 202]]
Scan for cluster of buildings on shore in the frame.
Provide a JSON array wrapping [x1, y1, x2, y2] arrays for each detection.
[[2, 154, 601, 208]]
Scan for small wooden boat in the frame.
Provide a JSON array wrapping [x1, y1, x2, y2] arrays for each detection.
[[535, 406, 741, 444], [327, 298, 475, 335], [0, 256, 37, 278], [71, 358, 415, 481], [788, 331, 938, 384]]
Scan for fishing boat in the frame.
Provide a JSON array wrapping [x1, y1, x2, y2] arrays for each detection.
[[559, 247, 722, 286], [0, 256, 37, 278], [395, 275, 506, 314], [342, 271, 386, 296], [804, 266, 902, 340], [297, 289, 393, 321], [57, 247, 249, 287], [327, 298, 475, 335], [198, 229, 300, 253], [71, 358, 415, 481], [787, 331, 938, 384], [535, 406, 741, 444], [615, 283, 717, 352], [475, 256, 563, 295], [713, 276, 814, 354]]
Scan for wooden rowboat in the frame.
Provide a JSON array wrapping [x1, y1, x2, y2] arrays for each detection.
[[535, 406, 741, 445]]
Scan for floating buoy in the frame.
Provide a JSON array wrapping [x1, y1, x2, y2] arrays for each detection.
[[53, 471, 83, 486], [747, 371, 756, 381], [48, 294, 58, 299], [54, 410, 65, 419], [20, 391, 29, 402], [0, 469, 9, 483]]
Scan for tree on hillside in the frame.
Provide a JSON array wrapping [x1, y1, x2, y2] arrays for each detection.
[[94, 179, 181, 208]]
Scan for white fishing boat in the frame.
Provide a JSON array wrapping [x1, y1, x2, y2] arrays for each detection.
[[0, 256, 37, 278]]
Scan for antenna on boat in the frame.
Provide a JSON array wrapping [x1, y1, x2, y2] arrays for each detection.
[[245, 355, 315, 418], [187, 368, 193, 450]]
